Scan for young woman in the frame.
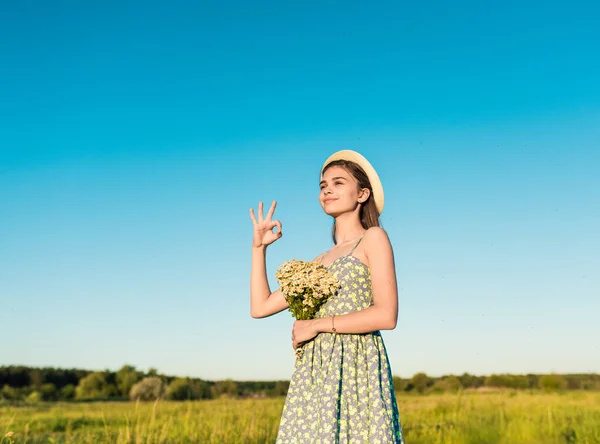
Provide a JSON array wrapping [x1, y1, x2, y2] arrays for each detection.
[[250, 150, 404, 443]]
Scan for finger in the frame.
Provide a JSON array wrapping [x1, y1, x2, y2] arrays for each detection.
[[266, 200, 277, 220], [258, 201, 264, 222], [249, 208, 257, 225], [269, 220, 283, 236]]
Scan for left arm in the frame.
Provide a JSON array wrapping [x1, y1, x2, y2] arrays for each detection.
[[292, 227, 398, 348]]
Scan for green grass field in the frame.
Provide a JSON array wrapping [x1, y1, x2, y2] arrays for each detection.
[[2, 391, 599, 443]]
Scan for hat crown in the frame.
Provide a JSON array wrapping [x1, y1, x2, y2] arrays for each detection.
[[321, 150, 384, 214]]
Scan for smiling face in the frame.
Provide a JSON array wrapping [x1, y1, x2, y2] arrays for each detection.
[[319, 165, 370, 217]]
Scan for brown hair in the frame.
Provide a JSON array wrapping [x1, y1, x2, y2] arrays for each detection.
[[322, 159, 381, 244]]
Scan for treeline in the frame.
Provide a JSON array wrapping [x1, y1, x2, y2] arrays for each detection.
[[392, 372, 600, 394], [1, 366, 598, 403], [0, 366, 288, 402]]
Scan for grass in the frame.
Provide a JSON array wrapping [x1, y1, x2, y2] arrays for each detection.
[[1, 391, 599, 443]]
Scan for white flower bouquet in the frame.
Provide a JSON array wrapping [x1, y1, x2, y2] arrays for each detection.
[[275, 259, 340, 358]]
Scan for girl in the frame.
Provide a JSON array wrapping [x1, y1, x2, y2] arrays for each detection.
[[250, 150, 404, 443]]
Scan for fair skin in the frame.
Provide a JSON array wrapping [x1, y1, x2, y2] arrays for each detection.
[[249, 165, 399, 351]]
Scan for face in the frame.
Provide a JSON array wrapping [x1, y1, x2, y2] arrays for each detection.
[[319, 165, 369, 216]]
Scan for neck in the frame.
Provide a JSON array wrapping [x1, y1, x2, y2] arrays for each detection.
[[334, 212, 365, 244]]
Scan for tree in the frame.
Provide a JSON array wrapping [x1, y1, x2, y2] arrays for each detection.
[[526, 373, 539, 389], [392, 376, 407, 392], [163, 378, 212, 400], [60, 384, 75, 400], [270, 381, 290, 397], [40, 383, 57, 401], [75, 372, 118, 399], [485, 374, 528, 389], [116, 365, 143, 397], [431, 375, 462, 393], [0, 366, 30, 388], [30, 369, 42, 388], [26, 391, 41, 404], [165, 378, 195, 400], [211, 379, 238, 398], [539, 374, 567, 392], [129, 377, 165, 401], [410, 373, 433, 393], [459, 372, 484, 389], [1, 384, 19, 401]]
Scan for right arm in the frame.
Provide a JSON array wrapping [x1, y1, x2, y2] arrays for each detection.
[[249, 201, 289, 319], [250, 245, 288, 318]]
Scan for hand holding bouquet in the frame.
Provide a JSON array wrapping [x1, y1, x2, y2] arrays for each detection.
[[275, 259, 340, 358]]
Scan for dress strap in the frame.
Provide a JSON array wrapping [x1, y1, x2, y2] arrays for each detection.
[[347, 236, 364, 256]]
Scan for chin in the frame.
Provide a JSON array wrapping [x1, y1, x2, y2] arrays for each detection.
[[322, 206, 342, 218]]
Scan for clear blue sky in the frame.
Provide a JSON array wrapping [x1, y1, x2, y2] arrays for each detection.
[[1, 1, 599, 381]]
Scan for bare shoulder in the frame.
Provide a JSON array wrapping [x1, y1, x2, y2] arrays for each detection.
[[362, 227, 394, 266], [363, 226, 392, 247]]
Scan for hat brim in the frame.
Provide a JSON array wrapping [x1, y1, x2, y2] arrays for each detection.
[[321, 150, 384, 214]]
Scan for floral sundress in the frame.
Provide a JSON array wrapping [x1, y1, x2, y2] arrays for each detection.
[[276, 239, 404, 443]]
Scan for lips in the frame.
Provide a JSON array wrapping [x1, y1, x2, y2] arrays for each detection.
[[324, 198, 338, 204]]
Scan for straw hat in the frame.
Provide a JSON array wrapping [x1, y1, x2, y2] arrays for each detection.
[[321, 150, 384, 214]]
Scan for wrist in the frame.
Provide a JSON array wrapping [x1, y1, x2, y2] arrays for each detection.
[[314, 317, 331, 334]]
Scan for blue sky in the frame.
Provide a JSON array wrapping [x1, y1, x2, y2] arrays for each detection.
[[1, 1, 599, 381]]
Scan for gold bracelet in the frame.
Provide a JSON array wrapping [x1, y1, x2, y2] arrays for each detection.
[[331, 315, 337, 334]]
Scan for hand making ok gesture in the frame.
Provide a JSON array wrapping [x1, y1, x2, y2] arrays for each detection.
[[249, 201, 283, 248]]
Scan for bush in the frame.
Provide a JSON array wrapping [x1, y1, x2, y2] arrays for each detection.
[[26, 391, 41, 404], [40, 383, 57, 401], [431, 376, 463, 393], [165, 378, 195, 401], [60, 384, 75, 400], [129, 377, 165, 401], [392, 376, 407, 392], [116, 365, 143, 397], [459, 373, 485, 389], [485, 374, 529, 389], [410, 373, 433, 393], [1, 385, 19, 401], [269, 381, 290, 397], [210, 379, 238, 398], [75, 372, 118, 400], [539, 374, 567, 392]]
